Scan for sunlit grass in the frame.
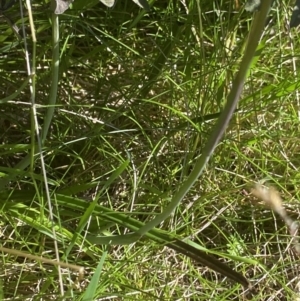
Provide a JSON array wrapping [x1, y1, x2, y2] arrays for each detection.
[[1, 0, 300, 300]]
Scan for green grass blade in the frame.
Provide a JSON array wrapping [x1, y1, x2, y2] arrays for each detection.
[[82, 247, 109, 301], [0, 77, 30, 103], [134, 0, 273, 238], [64, 160, 130, 257], [0, 190, 253, 286]]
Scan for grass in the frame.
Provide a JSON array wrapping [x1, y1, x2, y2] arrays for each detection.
[[1, 0, 300, 300]]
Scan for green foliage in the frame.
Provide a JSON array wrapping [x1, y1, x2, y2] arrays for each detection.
[[1, 0, 300, 300]]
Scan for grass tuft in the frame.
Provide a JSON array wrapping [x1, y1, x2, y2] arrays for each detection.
[[1, 0, 300, 300]]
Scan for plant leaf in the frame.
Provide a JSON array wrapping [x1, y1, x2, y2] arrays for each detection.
[[132, 0, 150, 11], [52, 0, 73, 15], [99, 0, 115, 7]]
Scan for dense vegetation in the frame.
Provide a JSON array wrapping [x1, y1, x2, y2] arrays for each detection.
[[1, 0, 300, 300]]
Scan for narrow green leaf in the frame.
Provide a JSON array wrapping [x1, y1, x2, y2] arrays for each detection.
[[82, 247, 109, 301], [64, 160, 130, 257]]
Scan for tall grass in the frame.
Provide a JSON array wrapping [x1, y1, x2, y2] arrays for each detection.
[[1, 0, 300, 300]]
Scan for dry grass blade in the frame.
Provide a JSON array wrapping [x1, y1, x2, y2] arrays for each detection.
[[251, 184, 300, 254], [0, 246, 84, 279]]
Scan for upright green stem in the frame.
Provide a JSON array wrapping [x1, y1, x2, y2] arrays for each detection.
[[0, 5, 60, 188], [135, 0, 272, 236]]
